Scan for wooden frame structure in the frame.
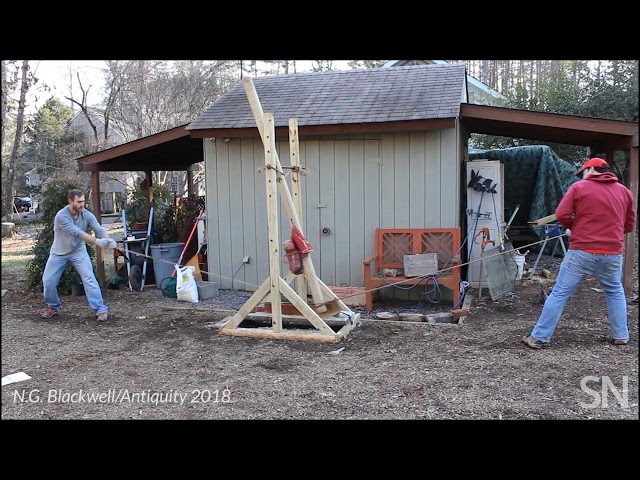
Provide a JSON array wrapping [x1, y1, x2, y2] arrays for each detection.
[[219, 78, 360, 343]]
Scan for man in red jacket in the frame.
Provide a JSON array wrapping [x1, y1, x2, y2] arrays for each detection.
[[523, 157, 636, 349]]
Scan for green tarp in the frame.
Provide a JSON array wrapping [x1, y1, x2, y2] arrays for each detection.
[[469, 145, 578, 232]]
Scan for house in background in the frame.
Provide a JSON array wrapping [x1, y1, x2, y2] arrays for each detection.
[[25, 168, 41, 187], [67, 108, 137, 213], [67, 108, 127, 146], [383, 60, 506, 106], [187, 63, 469, 302]]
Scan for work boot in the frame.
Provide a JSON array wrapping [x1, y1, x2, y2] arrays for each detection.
[[41, 307, 59, 319], [522, 335, 548, 350]]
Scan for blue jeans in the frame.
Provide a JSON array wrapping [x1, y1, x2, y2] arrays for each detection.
[[42, 248, 107, 315], [530, 249, 628, 342]]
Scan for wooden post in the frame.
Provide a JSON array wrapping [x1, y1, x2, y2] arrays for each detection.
[[623, 144, 638, 294], [145, 170, 153, 216], [91, 171, 105, 286], [187, 169, 194, 197], [263, 113, 282, 332], [288, 118, 308, 302]]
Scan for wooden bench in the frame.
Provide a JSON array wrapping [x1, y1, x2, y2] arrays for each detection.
[[363, 228, 462, 312]]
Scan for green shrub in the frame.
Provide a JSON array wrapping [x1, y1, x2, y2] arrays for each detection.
[[25, 178, 97, 293], [125, 184, 177, 243]]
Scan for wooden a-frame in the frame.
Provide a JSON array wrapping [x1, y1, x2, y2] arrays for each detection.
[[219, 77, 360, 343]]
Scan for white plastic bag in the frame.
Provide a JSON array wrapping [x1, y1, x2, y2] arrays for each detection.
[[175, 264, 199, 303]]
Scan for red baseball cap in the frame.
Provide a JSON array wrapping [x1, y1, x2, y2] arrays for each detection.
[[576, 157, 610, 177]]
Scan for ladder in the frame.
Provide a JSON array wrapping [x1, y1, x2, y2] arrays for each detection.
[[528, 223, 567, 279]]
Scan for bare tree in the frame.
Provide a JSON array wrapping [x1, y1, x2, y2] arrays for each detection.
[[2, 60, 31, 219], [64, 71, 100, 146], [1, 60, 9, 158]]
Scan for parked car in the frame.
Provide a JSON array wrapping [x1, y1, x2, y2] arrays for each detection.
[[13, 196, 32, 212]]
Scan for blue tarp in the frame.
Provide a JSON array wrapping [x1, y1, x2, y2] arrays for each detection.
[[469, 145, 578, 230]]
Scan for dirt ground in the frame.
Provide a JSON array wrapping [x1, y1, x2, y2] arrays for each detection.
[[1, 224, 638, 420]]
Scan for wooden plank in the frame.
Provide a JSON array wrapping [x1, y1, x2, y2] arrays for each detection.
[[264, 113, 282, 332], [244, 311, 348, 327], [91, 171, 105, 286], [623, 144, 638, 294], [289, 118, 307, 301], [424, 130, 441, 227], [219, 327, 339, 343], [253, 138, 270, 285], [528, 214, 556, 227], [278, 278, 335, 336]]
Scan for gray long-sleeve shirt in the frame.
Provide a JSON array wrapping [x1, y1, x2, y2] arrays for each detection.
[[50, 206, 107, 255]]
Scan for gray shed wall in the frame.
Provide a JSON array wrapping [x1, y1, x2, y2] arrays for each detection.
[[203, 128, 462, 294]]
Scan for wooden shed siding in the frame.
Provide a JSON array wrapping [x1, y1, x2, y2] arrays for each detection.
[[440, 127, 460, 226], [204, 128, 462, 291]]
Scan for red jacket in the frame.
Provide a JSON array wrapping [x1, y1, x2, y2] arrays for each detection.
[[555, 171, 636, 254]]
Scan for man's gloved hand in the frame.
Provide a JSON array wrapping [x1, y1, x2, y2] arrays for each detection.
[[96, 238, 117, 249]]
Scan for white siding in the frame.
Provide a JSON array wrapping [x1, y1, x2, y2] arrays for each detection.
[[204, 127, 463, 293]]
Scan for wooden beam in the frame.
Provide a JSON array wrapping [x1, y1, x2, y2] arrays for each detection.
[[145, 171, 153, 216], [219, 326, 339, 343], [91, 171, 105, 286], [264, 113, 282, 332], [278, 278, 335, 336], [623, 145, 638, 294], [288, 118, 308, 302], [187, 170, 194, 197], [187, 118, 456, 140], [528, 213, 557, 227]]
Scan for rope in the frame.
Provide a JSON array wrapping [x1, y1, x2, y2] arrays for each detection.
[[114, 232, 568, 306]]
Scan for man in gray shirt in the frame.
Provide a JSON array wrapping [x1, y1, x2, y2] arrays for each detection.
[[41, 189, 117, 321]]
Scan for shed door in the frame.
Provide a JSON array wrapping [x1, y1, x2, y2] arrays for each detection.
[[294, 139, 382, 287]]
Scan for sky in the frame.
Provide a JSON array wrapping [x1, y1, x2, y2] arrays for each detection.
[[27, 60, 354, 114]]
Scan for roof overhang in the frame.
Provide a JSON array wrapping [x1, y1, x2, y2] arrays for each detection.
[[461, 104, 638, 151], [76, 124, 203, 172], [187, 118, 457, 140]]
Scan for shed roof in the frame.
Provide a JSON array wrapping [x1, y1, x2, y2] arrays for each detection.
[[186, 63, 467, 132]]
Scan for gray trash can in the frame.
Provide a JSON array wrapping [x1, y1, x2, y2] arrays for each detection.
[[150, 243, 185, 289]]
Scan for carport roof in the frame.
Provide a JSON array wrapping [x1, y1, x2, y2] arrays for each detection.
[[76, 124, 202, 172], [460, 104, 638, 152]]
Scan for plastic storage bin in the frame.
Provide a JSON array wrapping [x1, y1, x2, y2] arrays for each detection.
[[150, 243, 185, 289]]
